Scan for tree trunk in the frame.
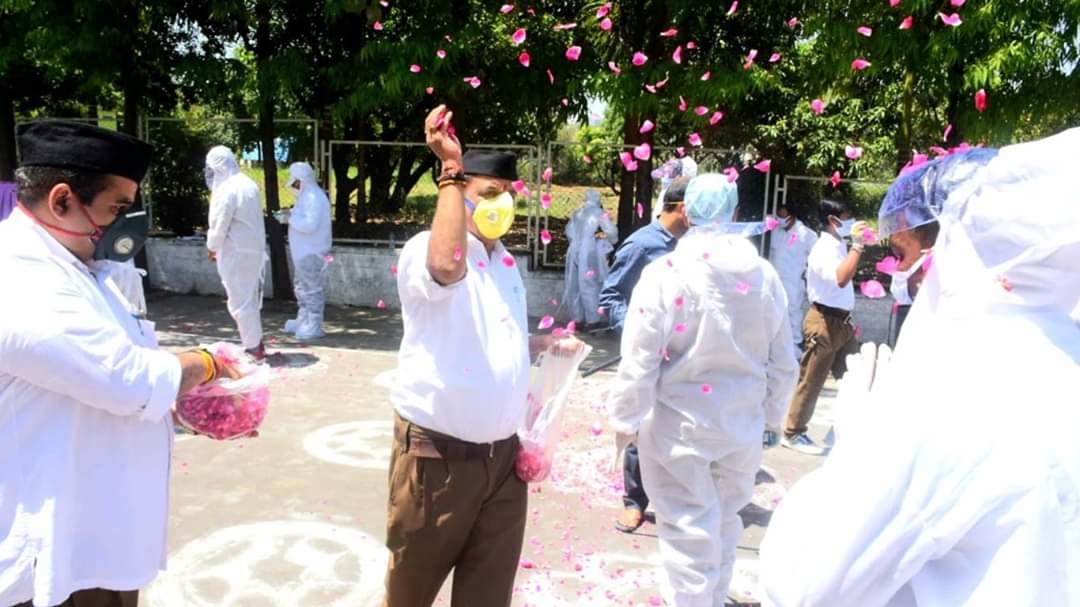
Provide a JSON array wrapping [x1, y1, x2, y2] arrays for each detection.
[[0, 88, 15, 181], [255, 7, 293, 301], [616, 113, 639, 245], [896, 70, 915, 172], [944, 62, 964, 148], [333, 117, 359, 231]]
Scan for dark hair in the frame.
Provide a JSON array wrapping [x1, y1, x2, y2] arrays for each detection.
[[661, 176, 692, 212], [912, 220, 941, 247], [14, 166, 110, 208], [818, 198, 850, 227]]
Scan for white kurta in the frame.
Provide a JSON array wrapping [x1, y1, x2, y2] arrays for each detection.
[[0, 210, 182, 607], [392, 231, 531, 444], [769, 220, 817, 343]]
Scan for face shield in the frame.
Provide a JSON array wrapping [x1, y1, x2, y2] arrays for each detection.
[[685, 174, 738, 226]]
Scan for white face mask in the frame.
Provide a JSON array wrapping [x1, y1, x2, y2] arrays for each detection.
[[890, 252, 930, 305], [835, 218, 856, 237]]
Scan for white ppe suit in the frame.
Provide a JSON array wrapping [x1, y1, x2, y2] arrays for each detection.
[[760, 128, 1080, 607], [104, 259, 148, 317], [768, 219, 817, 346], [653, 156, 699, 220], [205, 146, 267, 350], [563, 190, 618, 324], [610, 174, 799, 606], [281, 162, 333, 340]]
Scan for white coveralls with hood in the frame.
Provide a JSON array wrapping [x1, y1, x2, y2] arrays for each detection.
[[609, 173, 799, 606], [760, 128, 1080, 607], [652, 156, 699, 221], [280, 162, 333, 340], [768, 215, 817, 347], [205, 146, 267, 350], [563, 189, 618, 325]]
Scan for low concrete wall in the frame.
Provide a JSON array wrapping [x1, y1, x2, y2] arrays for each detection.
[[145, 237, 895, 343]]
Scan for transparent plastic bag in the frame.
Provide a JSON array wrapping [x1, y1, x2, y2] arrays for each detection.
[[175, 342, 271, 440], [516, 344, 593, 482]]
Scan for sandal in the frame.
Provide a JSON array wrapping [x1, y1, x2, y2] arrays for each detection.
[[614, 508, 645, 533]]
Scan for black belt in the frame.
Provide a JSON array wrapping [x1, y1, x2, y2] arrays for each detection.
[[395, 414, 515, 460], [813, 302, 853, 321]]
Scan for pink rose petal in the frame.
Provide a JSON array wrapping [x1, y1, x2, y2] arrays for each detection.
[[600, 17, 613, 31], [608, 61, 622, 75], [975, 89, 987, 112], [674, 295, 685, 309], [857, 26, 873, 37], [542, 166, 553, 182], [660, 28, 678, 37], [754, 159, 771, 172], [951, 0, 965, 5], [373, 21, 383, 30], [938, 12, 962, 27], [589, 423, 604, 436], [723, 167, 739, 182], [518, 52, 530, 67], [674, 323, 687, 333], [769, 52, 782, 63], [694, 105, 709, 116], [672, 45, 683, 64], [688, 132, 702, 146], [845, 146, 864, 160], [464, 76, 482, 88], [546, 69, 555, 84], [788, 17, 800, 28], [676, 146, 686, 157], [565, 45, 582, 61], [436, 49, 446, 59], [636, 203, 644, 218], [425, 87, 434, 95], [324, 254, 335, 262], [632, 52, 648, 66], [477, 260, 487, 269], [700, 384, 713, 395], [512, 28, 527, 45], [851, 58, 872, 71], [876, 256, 900, 274], [639, 120, 655, 134], [619, 151, 639, 172], [452, 246, 463, 261], [943, 123, 953, 141], [376, 299, 387, 309], [678, 96, 688, 112], [701, 70, 711, 81], [765, 216, 780, 231], [831, 170, 842, 188], [540, 229, 552, 246], [899, 15, 913, 30], [582, 154, 592, 163], [860, 279, 887, 299], [596, 3, 612, 18], [538, 315, 555, 330], [736, 281, 751, 295], [499, 4, 514, 13], [390, 264, 398, 276], [890, 0, 901, 6], [409, 64, 422, 73], [811, 98, 825, 115], [709, 111, 724, 125], [502, 254, 516, 268], [787, 231, 798, 247], [633, 142, 651, 161], [540, 193, 552, 209]]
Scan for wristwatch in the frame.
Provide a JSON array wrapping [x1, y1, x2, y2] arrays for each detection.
[[436, 172, 467, 185]]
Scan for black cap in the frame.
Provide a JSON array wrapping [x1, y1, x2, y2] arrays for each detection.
[[463, 150, 518, 181], [17, 120, 153, 182]]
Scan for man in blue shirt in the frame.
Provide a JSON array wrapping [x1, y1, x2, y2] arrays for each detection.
[[599, 176, 691, 533]]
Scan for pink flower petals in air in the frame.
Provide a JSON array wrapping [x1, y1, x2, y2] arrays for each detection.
[[512, 179, 527, 194], [436, 49, 447, 59], [688, 132, 703, 147], [811, 98, 825, 115], [425, 87, 434, 95], [700, 384, 713, 395], [608, 61, 622, 75], [600, 18, 613, 31], [674, 295, 685, 309], [678, 96, 688, 112], [409, 64, 422, 73], [376, 299, 387, 309], [852, 58, 872, 71], [542, 166, 553, 182], [743, 49, 758, 70], [518, 52, 531, 67], [554, 22, 577, 31], [754, 159, 772, 172], [597, 3, 612, 18], [938, 12, 962, 27], [540, 193, 552, 209], [520, 558, 536, 569], [890, 0, 901, 6], [857, 26, 873, 37], [540, 229, 552, 246], [632, 52, 648, 66], [672, 45, 684, 64], [464, 76, 482, 88], [546, 69, 555, 84], [787, 231, 798, 247], [499, 4, 514, 14], [788, 17, 800, 28], [674, 323, 687, 333], [723, 167, 739, 182], [324, 254, 335, 263], [709, 111, 724, 125], [619, 152, 639, 172], [373, 21, 384, 30], [511, 28, 527, 45], [502, 254, 516, 268], [876, 256, 900, 274], [390, 264, 398, 276], [831, 171, 842, 188], [695, 105, 709, 116], [975, 89, 987, 112], [861, 227, 878, 244], [660, 28, 678, 37], [633, 142, 651, 161], [565, 46, 582, 61], [899, 16, 914, 30], [845, 146, 864, 160], [582, 154, 592, 163], [860, 280, 887, 299], [452, 246, 463, 261], [735, 281, 751, 295], [639, 120, 655, 134], [943, 123, 954, 141], [476, 260, 488, 270], [701, 71, 711, 81], [538, 315, 555, 330], [727, 1, 738, 15], [765, 216, 781, 231], [589, 422, 604, 437], [636, 203, 644, 218], [584, 269, 596, 279], [769, 52, 782, 63]]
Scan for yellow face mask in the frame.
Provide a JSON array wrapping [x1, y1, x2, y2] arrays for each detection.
[[471, 191, 515, 240]]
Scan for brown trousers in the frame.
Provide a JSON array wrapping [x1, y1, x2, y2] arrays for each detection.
[[11, 589, 137, 607], [383, 413, 527, 607], [785, 304, 860, 437]]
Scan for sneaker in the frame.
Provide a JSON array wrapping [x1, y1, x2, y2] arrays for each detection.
[[284, 319, 298, 334], [781, 433, 827, 456], [245, 342, 267, 362]]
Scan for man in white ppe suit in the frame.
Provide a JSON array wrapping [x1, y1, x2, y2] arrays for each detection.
[[768, 206, 817, 350], [652, 156, 698, 221], [278, 162, 332, 340], [760, 128, 1080, 607], [609, 173, 799, 606], [563, 189, 618, 325], [205, 146, 267, 359]]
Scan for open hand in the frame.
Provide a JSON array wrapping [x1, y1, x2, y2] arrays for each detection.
[[425, 104, 463, 166]]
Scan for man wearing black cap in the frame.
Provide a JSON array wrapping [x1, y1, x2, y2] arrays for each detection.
[[0, 121, 236, 607], [382, 106, 583, 607]]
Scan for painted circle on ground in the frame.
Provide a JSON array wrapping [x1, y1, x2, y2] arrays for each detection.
[[145, 521, 387, 607], [302, 420, 393, 470]]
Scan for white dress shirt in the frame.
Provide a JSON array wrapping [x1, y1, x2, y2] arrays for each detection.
[[0, 210, 182, 607], [805, 231, 855, 311], [392, 231, 530, 443]]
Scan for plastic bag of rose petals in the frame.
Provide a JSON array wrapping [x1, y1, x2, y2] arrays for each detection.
[[175, 342, 271, 440], [516, 343, 593, 483]]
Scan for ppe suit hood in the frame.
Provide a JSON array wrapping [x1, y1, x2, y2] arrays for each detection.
[[205, 146, 240, 191], [685, 174, 738, 226], [288, 162, 317, 188]]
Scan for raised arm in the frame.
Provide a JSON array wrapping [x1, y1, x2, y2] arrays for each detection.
[[424, 105, 468, 286]]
